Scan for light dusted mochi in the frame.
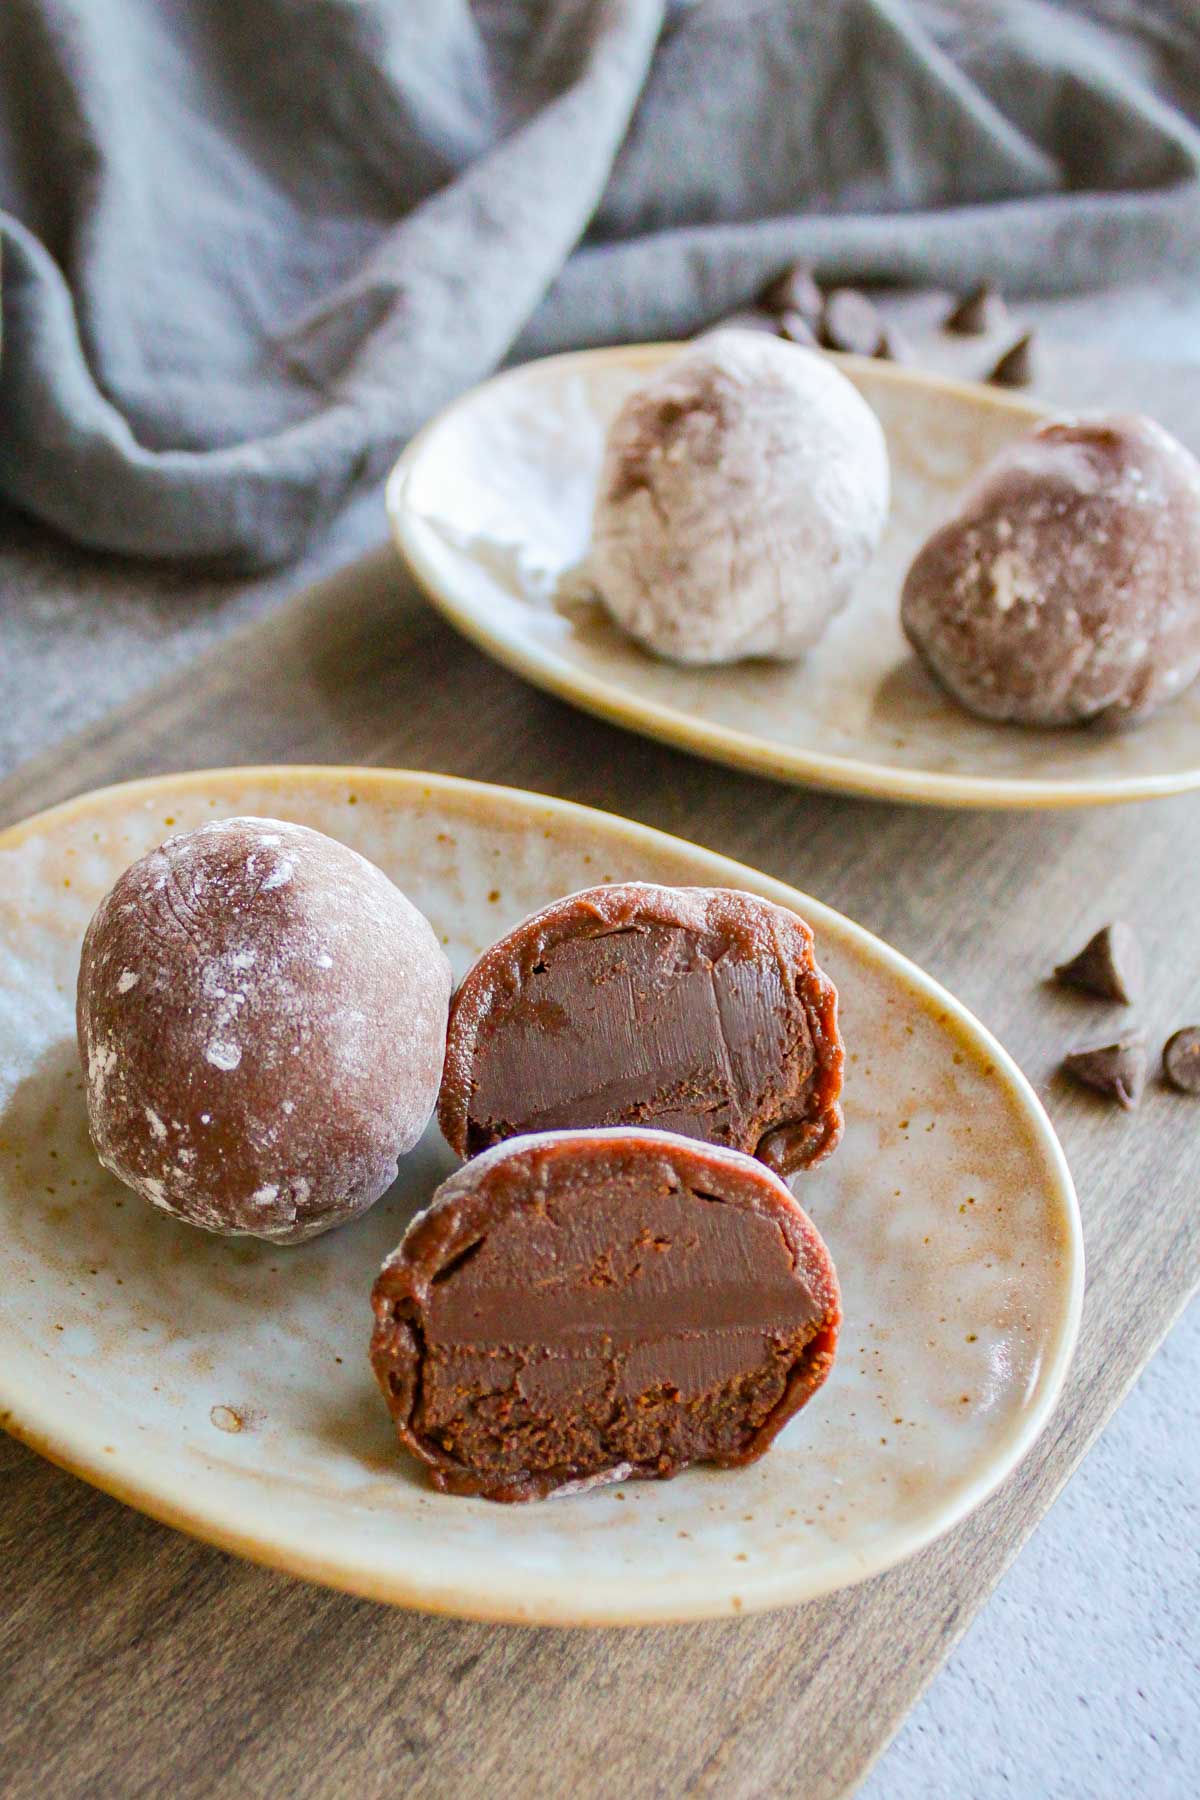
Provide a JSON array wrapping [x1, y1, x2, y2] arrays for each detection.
[[438, 882, 843, 1176], [371, 1128, 842, 1502], [901, 414, 1200, 729], [588, 328, 890, 664], [76, 817, 451, 1243]]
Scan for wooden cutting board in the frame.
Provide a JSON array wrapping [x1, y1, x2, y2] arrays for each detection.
[[4, 368, 1200, 1799]]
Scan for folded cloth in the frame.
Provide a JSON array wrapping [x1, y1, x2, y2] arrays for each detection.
[[1, 0, 1199, 569]]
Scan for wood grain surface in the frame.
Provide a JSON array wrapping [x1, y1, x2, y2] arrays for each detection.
[[2, 536, 1199, 1800], [7, 324, 1200, 1785]]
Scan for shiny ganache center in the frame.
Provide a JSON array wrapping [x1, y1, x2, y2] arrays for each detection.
[[466, 923, 812, 1152], [415, 1162, 826, 1482]]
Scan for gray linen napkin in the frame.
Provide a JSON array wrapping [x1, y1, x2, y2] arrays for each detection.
[[1, 0, 1198, 569]]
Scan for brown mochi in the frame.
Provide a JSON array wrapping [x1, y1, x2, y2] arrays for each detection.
[[437, 883, 844, 1177], [77, 817, 451, 1242], [370, 1127, 842, 1501], [901, 415, 1200, 729]]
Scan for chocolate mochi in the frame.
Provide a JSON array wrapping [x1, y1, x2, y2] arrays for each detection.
[[901, 414, 1200, 729], [76, 817, 451, 1242], [438, 883, 844, 1177], [370, 1127, 842, 1501]]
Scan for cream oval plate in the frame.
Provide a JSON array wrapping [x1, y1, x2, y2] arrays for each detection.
[[389, 344, 1200, 808], [0, 767, 1082, 1623]]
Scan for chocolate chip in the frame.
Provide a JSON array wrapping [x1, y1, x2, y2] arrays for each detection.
[[987, 331, 1035, 387], [877, 325, 913, 363], [778, 309, 819, 347], [711, 307, 781, 336], [944, 281, 1006, 336], [1163, 1027, 1200, 1094], [820, 288, 886, 357], [759, 262, 823, 324], [1053, 923, 1142, 1004], [1062, 1031, 1147, 1110]]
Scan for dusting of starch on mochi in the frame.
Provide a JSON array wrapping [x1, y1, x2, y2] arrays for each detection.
[[588, 328, 890, 665], [76, 817, 452, 1242]]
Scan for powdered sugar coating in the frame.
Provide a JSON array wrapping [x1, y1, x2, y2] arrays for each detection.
[[901, 413, 1200, 729], [588, 329, 890, 664], [76, 817, 452, 1242]]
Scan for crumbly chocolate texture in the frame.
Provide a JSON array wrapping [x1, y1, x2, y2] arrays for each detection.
[[370, 1128, 842, 1501], [438, 883, 843, 1176], [76, 817, 452, 1242], [902, 414, 1200, 729]]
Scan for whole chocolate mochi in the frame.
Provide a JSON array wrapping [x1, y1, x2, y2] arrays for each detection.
[[901, 414, 1200, 728], [76, 817, 452, 1243], [438, 882, 843, 1176], [589, 329, 889, 664], [371, 1127, 842, 1501]]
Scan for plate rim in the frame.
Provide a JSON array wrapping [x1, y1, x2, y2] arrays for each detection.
[[0, 764, 1085, 1624], [388, 341, 1200, 812]]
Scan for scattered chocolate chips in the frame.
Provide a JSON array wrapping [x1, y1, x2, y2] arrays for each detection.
[[714, 283, 911, 365], [820, 288, 886, 357], [1162, 1027, 1200, 1094], [759, 261, 823, 324], [944, 281, 1006, 336], [1062, 1031, 1147, 1110], [778, 309, 819, 347], [1053, 923, 1143, 1005], [987, 331, 1036, 388]]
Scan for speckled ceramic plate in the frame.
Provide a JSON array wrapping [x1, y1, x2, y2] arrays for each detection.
[[0, 768, 1082, 1623], [389, 343, 1200, 808]]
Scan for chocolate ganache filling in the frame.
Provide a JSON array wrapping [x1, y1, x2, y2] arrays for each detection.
[[370, 1127, 841, 1502], [438, 884, 843, 1178]]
